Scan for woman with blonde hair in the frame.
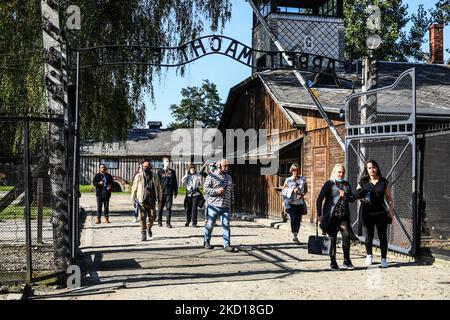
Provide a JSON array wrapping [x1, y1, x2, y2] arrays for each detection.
[[316, 163, 356, 271], [281, 163, 307, 244]]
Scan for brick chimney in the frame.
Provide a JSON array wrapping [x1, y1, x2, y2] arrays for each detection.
[[429, 24, 444, 64]]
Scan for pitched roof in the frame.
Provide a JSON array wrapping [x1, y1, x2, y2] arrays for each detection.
[[220, 62, 450, 129], [258, 70, 352, 112], [81, 128, 223, 157], [378, 62, 450, 114]]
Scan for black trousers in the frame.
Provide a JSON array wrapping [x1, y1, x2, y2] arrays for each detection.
[[286, 204, 302, 234], [158, 194, 173, 223], [326, 215, 351, 263], [364, 213, 388, 259], [96, 195, 110, 218], [185, 195, 198, 226]]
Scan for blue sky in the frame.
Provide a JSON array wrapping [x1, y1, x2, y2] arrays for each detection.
[[144, 0, 449, 128]]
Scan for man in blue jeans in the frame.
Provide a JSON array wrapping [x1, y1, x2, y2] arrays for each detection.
[[203, 159, 237, 252]]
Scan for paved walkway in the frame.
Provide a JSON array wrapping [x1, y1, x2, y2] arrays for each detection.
[[29, 194, 450, 300]]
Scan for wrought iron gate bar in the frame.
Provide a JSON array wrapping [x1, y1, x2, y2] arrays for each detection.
[[347, 124, 414, 138]]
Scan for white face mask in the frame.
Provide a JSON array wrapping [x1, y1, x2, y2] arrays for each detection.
[[163, 160, 169, 169]]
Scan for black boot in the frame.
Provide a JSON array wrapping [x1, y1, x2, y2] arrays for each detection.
[[330, 258, 339, 271]]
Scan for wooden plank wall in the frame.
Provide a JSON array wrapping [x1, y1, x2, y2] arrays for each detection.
[[302, 123, 345, 222], [223, 81, 346, 220]]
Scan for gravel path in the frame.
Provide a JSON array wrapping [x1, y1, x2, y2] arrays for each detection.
[[29, 194, 450, 300]]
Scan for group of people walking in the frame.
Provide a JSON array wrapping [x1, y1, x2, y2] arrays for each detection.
[[93, 157, 236, 251], [281, 159, 394, 270], [93, 157, 395, 268]]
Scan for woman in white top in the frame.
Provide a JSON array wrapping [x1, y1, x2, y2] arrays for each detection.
[[281, 163, 308, 244], [182, 163, 202, 227]]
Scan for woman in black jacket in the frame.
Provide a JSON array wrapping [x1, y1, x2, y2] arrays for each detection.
[[316, 164, 356, 271]]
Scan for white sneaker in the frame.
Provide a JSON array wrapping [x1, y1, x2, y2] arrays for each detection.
[[365, 255, 373, 266], [381, 258, 388, 268], [133, 217, 138, 223]]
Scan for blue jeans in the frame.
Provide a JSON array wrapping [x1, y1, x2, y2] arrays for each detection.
[[204, 204, 231, 248], [204, 195, 209, 219], [134, 200, 140, 218]]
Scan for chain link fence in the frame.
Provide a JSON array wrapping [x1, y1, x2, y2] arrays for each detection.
[[417, 130, 450, 258], [0, 116, 71, 285], [347, 137, 416, 255], [347, 72, 414, 126]]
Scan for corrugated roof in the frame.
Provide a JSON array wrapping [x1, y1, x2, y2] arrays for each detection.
[[258, 70, 353, 113], [258, 63, 450, 115], [220, 62, 450, 130], [378, 62, 450, 112]]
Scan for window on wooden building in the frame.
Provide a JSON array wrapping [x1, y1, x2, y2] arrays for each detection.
[[277, 158, 300, 186], [101, 158, 119, 170], [151, 160, 163, 169]]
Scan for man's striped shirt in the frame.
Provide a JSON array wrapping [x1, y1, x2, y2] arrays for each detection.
[[204, 172, 234, 209]]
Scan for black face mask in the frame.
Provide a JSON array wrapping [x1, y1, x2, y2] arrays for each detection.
[[144, 168, 151, 175]]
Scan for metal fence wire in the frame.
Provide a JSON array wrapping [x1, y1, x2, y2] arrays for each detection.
[[347, 71, 414, 127], [345, 69, 417, 256], [347, 138, 415, 254], [0, 117, 71, 285], [417, 130, 450, 257]]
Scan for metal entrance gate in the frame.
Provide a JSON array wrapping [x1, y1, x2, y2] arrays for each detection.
[[345, 69, 418, 256], [0, 115, 72, 284]]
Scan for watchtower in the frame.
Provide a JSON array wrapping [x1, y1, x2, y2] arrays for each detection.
[[252, 0, 345, 69]]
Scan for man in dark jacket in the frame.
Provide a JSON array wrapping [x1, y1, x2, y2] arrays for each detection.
[[92, 164, 114, 224], [157, 156, 177, 228]]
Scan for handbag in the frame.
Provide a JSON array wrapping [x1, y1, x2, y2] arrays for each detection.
[[307, 219, 331, 255], [302, 203, 308, 215]]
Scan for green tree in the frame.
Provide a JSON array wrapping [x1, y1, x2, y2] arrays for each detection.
[[344, 0, 449, 62], [431, 0, 450, 25], [0, 0, 232, 143], [345, 0, 409, 61], [0, 1, 47, 158], [169, 80, 224, 129]]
